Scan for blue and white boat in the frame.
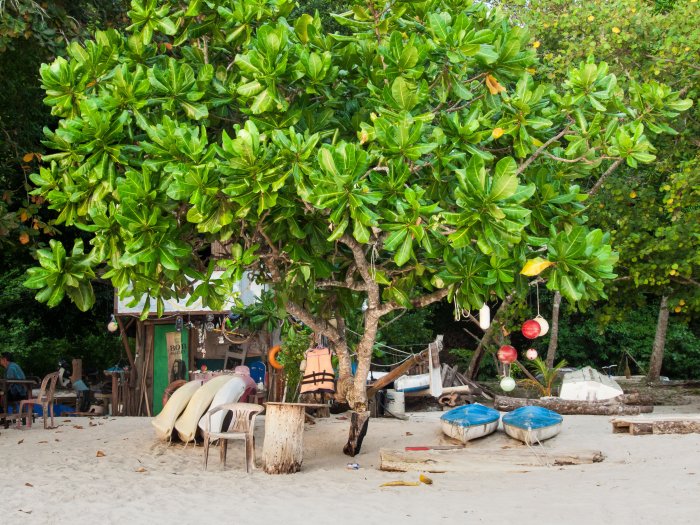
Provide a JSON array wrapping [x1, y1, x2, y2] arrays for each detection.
[[440, 403, 501, 443], [501, 406, 563, 444]]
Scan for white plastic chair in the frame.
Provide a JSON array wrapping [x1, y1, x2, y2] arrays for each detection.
[[202, 402, 263, 472]]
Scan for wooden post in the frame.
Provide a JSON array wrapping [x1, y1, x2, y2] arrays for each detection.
[[262, 403, 324, 474]]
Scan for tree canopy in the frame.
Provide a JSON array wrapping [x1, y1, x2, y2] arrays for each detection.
[[25, 0, 691, 450]]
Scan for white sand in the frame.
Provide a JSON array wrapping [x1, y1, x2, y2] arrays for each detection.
[[2, 403, 700, 525]]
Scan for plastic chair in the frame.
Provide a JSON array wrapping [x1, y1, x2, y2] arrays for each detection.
[[17, 372, 59, 429], [202, 402, 263, 472]]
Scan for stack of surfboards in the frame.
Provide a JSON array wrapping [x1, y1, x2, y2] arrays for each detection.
[[151, 374, 249, 442]]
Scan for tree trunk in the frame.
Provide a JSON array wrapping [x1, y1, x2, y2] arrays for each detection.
[[343, 410, 370, 457], [467, 294, 515, 379], [494, 395, 653, 415], [261, 403, 307, 474], [545, 291, 562, 368], [349, 309, 381, 411], [647, 295, 670, 382]]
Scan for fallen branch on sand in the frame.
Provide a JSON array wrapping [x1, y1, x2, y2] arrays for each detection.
[[494, 394, 654, 415], [379, 448, 605, 472]]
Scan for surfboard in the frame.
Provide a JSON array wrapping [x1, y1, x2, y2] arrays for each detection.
[[197, 375, 247, 434], [174, 375, 233, 443], [151, 380, 201, 441]]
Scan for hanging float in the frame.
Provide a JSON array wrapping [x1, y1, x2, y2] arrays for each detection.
[[268, 345, 284, 370]]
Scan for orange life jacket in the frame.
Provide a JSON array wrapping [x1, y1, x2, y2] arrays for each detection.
[[300, 347, 335, 394]]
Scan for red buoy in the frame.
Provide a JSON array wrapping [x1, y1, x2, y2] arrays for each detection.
[[497, 345, 518, 364], [521, 319, 541, 339]]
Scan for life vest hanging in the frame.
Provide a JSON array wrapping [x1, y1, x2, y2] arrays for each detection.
[[300, 347, 335, 394]]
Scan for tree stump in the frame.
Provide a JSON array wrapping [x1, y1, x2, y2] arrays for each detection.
[[343, 410, 370, 457], [262, 403, 324, 474]]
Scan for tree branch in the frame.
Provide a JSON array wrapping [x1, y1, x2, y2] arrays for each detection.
[[317, 280, 367, 292], [378, 287, 449, 316], [339, 234, 381, 307], [673, 276, 700, 288], [515, 126, 570, 176], [588, 158, 624, 197], [285, 300, 342, 344]]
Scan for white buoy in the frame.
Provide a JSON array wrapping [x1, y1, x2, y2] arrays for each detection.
[[479, 303, 491, 329], [500, 376, 516, 392], [534, 315, 549, 336]]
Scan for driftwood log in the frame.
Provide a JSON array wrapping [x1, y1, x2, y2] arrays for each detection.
[[379, 448, 605, 472], [611, 415, 700, 435], [494, 395, 654, 415]]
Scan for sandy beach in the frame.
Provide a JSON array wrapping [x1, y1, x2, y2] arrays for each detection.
[[2, 403, 700, 525]]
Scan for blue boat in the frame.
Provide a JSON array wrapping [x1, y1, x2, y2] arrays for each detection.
[[502, 406, 563, 444], [440, 404, 501, 443]]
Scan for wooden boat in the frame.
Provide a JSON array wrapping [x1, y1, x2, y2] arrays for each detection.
[[151, 380, 201, 441], [440, 403, 501, 443], [502, 406, 563, 444], [394, 373, 430, 393]]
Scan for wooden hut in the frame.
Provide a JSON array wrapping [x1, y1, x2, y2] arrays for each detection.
[[112, 273, 275, 417]]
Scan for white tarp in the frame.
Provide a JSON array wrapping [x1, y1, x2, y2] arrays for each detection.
[[559, 366, 624, 401], [115, 271, 263, 314]]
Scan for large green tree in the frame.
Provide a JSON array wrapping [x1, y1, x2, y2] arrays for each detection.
[[26, 0, 690, 454], [497, 0, 699, 379]]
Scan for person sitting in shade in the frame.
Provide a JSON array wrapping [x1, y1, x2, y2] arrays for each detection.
[[1, 352, 27, 404]]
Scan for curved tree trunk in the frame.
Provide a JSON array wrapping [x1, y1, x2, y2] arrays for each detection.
[[545, 291, 562, 368], [343, 307, 381, 456], [467, 293, 515, 379], [647, 295, 670, 382]]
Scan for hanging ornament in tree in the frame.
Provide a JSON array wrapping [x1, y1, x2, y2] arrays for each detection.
[[500, 376, 516, 392], [479, 303, 491, 330], [521, 319, 541, 339], [525, 348, 538, 360], [107, 314, 119, 333], [534, 315, 549, 336], [497, 345, 517, 364]]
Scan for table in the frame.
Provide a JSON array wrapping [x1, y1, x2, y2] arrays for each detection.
[[261, 402, 326, 474], [0, 379, 37, 428]]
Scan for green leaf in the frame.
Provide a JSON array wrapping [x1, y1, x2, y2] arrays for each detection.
[[490, 157, 518, 200], [394, 234, 413, 266]]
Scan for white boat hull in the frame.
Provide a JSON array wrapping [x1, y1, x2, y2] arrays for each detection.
[[441, 419, 499, 443], [394, 373, 430, 392], [503, 422, 562, 444]]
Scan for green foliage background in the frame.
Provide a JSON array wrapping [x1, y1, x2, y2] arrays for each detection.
[[0, 256, 121, 378]]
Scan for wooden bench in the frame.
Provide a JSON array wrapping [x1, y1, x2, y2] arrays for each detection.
[[611, 414, 700, 435]]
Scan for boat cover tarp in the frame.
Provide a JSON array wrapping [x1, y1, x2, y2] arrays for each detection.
[[440, 403, 500, 427], [502, 406, 563, 430]]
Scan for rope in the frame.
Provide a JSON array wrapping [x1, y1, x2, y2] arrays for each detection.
[[523, 428, 553, 468], [369, 242, 379, 279]]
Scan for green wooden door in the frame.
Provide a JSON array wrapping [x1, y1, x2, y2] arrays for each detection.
[[153, 324, 189, 415]]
